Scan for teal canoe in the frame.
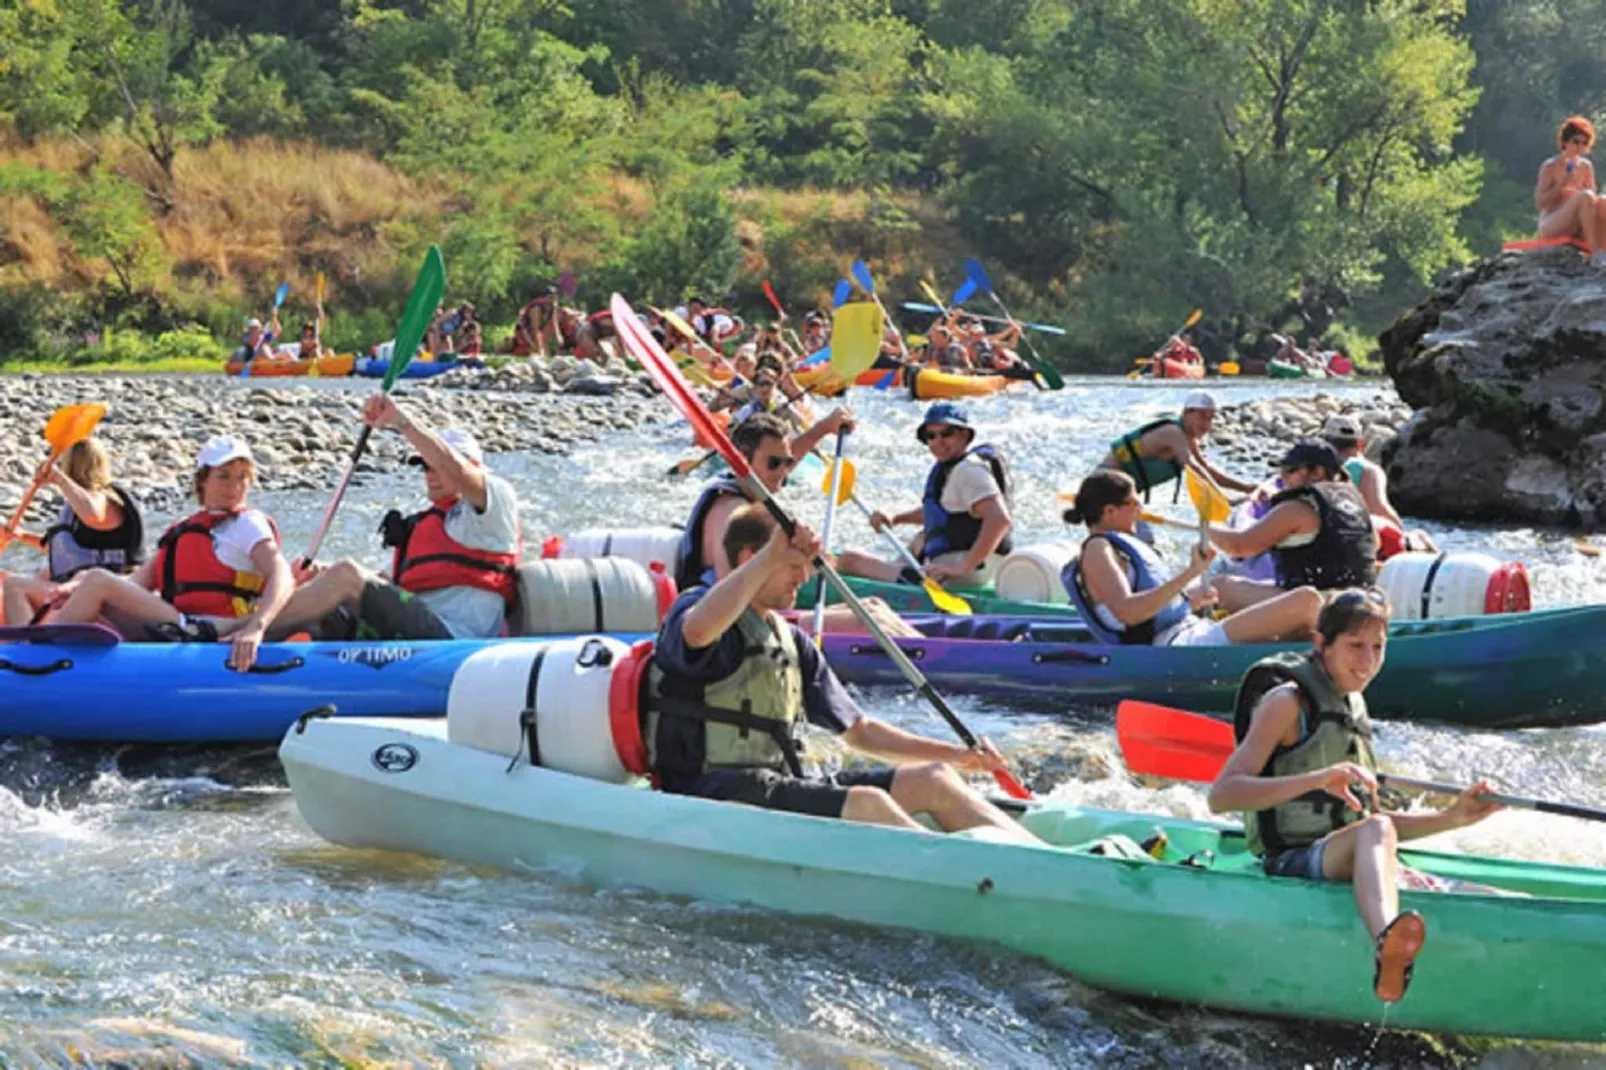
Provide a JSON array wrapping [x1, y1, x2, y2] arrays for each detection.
[[283, 715, 1606, 1043], [795, 574, 1082, 618], [1267, 358, 1327, 379]]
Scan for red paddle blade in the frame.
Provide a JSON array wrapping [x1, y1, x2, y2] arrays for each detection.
[[763, 280, 785, 317], [1115, 700, 1235, 783], [611, 294, 752, 481]]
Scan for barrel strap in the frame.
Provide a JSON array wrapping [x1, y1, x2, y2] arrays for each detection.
[[508, 647, 548, 773], [1419, 552, 1448, 619], [601, 533, 614, 557], [584, 557, 605, 631]]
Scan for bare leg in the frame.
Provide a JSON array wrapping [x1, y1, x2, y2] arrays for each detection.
[[889, 762, 1041, 843], [48, 569, 180, 636], [265, 559, 367, 640], [835, 548, 909, 583], [839, 785, 927, 830], [1220, 586, 1321, 643], [1314, 815, 1399, 938], [1213, 574, 1283, 612]]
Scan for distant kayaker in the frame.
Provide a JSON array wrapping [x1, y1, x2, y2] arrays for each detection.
[[234, 314, 279, 364], [963, 321, 1030, 378], [36, 438, 145, 582], [801, 312, 829, 354], [923, 324, 972, 372], [1536, 115, 1606, 266], [1207, 589, 1503, 1003], [648, 502, 1039, 842], [1208, 439, 1378, 611], [1100, 392, 1253, 504], [269, 396, 521, 641], [1060, 470, 1319, 646], [40, 435, 293, 672], [838, 403, 1013, 591], [1319, 415, 1439, 555]]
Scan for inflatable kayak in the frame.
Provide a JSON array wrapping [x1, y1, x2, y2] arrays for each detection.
[[819, 604, 1606, 730], [795, 574, 1082, 618], [1154, 356, 1205, 379], [793, 366, 903, 395], [283, 715, 1606, 1042], [906, 367, 1009, 399], [1267, 358, 1326, 379], [221, 353, 356, 377], [354, 356, 472, 379]]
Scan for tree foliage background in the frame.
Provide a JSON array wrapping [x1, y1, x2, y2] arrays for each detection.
[[0, 0, 1595, 366]]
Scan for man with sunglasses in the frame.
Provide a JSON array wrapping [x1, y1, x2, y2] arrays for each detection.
[[269, 393, 521, 640], [1208, 439, 1376, 612], [838, 403, 1013, 590]]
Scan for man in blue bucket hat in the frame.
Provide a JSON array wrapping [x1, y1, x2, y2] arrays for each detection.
[[837, 402, 1015, 591]]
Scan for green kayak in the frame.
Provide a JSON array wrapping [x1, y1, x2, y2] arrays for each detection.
[[795, 573, 1082, 618], [285, 716, 1606, 1043], [1268, 358, 1327, 379]]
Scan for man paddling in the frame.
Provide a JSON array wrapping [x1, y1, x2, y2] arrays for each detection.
[[1207, 589, 1502, 1002], [1320, 415, 1439, 555], [270, 394, 520, 640], [1101, 391, 1253, 503], [648, 503, 1038, 841]]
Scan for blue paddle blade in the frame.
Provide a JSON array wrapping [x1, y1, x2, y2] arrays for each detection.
[[874, 369, 897, 390], [274, 282, 289, 308], [801, 345, 831, 367], [832, 279, 852, 308], [952, 277, 978, 306], [963, 258, 992, 294], [851, 260, 875, 295]]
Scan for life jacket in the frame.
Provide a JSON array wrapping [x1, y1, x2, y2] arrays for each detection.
[[1107, 417, 1185, 503], [44, 484, 145, 581], [153, 508, 280, 619], [1269, 481, 1376, 590], [919, 445, 1014, 562], [381, 497, 520, 604], [643, 607, 806, 782], [676, 475, 746, 590], [1233, 651, 1378, 858], [1343, 457, 1366, 484], [1061, 530, 1190, 645]]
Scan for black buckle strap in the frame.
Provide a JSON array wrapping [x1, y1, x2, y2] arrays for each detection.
[[508, 646, 549, 773]]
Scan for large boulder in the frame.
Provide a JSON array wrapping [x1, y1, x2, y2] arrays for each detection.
[[1377, 245, 1606, 527]]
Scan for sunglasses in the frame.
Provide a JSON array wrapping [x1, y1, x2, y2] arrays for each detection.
[[919, 426, 964, 443], [764, 454, 797, 473], [1569, 137, 1591, 146]]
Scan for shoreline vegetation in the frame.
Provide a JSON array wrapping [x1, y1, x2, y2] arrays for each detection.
[[0, 2, 1591, 373]]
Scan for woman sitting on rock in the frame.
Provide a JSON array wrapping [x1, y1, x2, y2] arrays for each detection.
[[38, 436, 293, 672], [1536, 115, 1606, 266]]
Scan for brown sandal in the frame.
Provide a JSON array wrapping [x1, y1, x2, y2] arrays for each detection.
[[1373, 910, 1427, 1003]]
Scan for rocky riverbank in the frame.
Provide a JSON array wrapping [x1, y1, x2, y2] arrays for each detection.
[[1207, 391, 1411, 472], [0, 368, 664, 527]]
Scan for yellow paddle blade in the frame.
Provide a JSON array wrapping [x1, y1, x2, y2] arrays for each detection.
[[1218, 361, 1240, 376], [906, 333, 927, 347], [43, 403, 107, 455], [1056, 491, 1178, 527], [820, 457, 857, 505], [315, 271, 326, 305], [658, 307, 699, 343], [924, 578, 972, 615], [830, 302, 882, 381], [919, 279, 945, 308], [1574, 537, 1601, 558], [1185, 468, 1232, 524], [1183, 308, 1203, 330]]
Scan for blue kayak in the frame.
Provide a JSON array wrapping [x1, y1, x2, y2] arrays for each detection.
[[354, 356, 472, 379], [819, 604, 1606, 730], [0, 626, 599, 743]]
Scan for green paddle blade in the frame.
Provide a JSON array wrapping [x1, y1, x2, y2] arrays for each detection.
[[830, 302, 882, 381], [385, 246, 445, 391]]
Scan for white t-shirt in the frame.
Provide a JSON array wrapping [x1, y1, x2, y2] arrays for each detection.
[[940, 454, 1004, 515], [209, 509, 278, 573], [415, 473, 521, 638]]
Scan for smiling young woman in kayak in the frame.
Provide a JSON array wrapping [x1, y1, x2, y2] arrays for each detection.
[[648, 503, 1036, 841], [1207, 589, 1503, 1003]]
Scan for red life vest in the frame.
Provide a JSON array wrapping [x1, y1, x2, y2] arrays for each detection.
[[387, 497, 520, 604], [154, 509, 281, 619]]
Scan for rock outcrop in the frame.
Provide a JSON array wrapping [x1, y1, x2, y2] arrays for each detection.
[[1378, 244, 1606, 527]]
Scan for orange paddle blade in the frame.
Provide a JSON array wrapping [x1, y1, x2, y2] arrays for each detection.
[[1115, 700, 1235, 782], [43, 403, 107, 454]]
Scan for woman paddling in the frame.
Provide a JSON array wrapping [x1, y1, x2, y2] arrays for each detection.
[[36, 438, 145, 582], [1536, 116, 1606, 266], [1207, 589, 1503, 1003], [39, 435, 293, 672]]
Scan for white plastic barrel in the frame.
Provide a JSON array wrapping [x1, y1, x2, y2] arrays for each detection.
[[447, 636, 637, 782], [546, 527, 685, 578], [513, 558, 674, 637], [993, 541, 1080, 604], [1378, 552, 1531, 620]]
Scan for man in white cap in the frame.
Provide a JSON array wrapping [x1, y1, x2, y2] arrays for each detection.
[[271, 393, 522, 640], [234, 311, 280, 364], [1320, 414, 1438, 554], [1099, 390, 1255, 504]]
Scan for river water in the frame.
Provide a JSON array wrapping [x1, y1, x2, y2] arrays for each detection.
[[3, 376, 1604, 1067]]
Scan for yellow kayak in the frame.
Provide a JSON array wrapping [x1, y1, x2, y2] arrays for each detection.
[[907, 366, 1008, 399], [221, 353, 355, 378]]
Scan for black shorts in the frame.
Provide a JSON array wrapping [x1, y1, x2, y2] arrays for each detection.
[[668, 767, 898, 819], [316, 580, 454, 641]]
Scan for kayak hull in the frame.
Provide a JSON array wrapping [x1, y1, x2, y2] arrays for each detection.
[[1267, 358, 1326, 379], [354, 356, 468, 379], [795, 573, 1082, 618], [221, 354, 355, 377], [1155, 356, 1205, 379], [281, 716, 1606, 1043], [907, 367, 1009, 399], [820, 605, 1606, 730]]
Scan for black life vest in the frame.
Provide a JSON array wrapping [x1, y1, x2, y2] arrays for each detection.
[[44, 484, 145, 581], [1269, 482, 1376, 590], [675, 475, 746, 590]]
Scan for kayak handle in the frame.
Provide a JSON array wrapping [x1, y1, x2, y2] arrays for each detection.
[[847, 643, 925, 661], [227, 655, 307, 675], [1030, 649, 1111, 666], [0, 657, 72, 676]]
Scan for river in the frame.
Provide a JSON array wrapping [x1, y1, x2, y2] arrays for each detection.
[[2, 375, 1603, 1067]]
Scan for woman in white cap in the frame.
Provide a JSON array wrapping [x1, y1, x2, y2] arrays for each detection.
[[1100, 391, 1254, 505], [39, 435, 293, 671]]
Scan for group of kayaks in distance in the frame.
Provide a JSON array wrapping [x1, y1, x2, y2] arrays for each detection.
[[2, 256, 1601, 1045]]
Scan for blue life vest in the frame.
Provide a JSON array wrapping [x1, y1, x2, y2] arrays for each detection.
[[1061, 530, 1191, 645], [676, 474, 746, 590], [44, 484, 145, 581], [919, 445, 1014, 562]]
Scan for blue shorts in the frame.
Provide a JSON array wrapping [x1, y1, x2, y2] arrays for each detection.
[[1264, 837, 1335, 881]]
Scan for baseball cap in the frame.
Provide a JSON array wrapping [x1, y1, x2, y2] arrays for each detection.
[[196, 435, 254, 470], [408, 427, 485, 467], [1321, 414, 1363, 445], [916, 401, 973, 440], [1182, 390, 1217, 412], [1277, 438, 1345, 475]]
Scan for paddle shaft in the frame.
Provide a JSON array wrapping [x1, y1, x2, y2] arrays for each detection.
[[302, 424, 374, 563], [1384, 775, 1606, 823], [979, 287, 1050, 386], [900, 302, 1068, 336], [672, 387, 817, 477], [811, 428, 849, 642]]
